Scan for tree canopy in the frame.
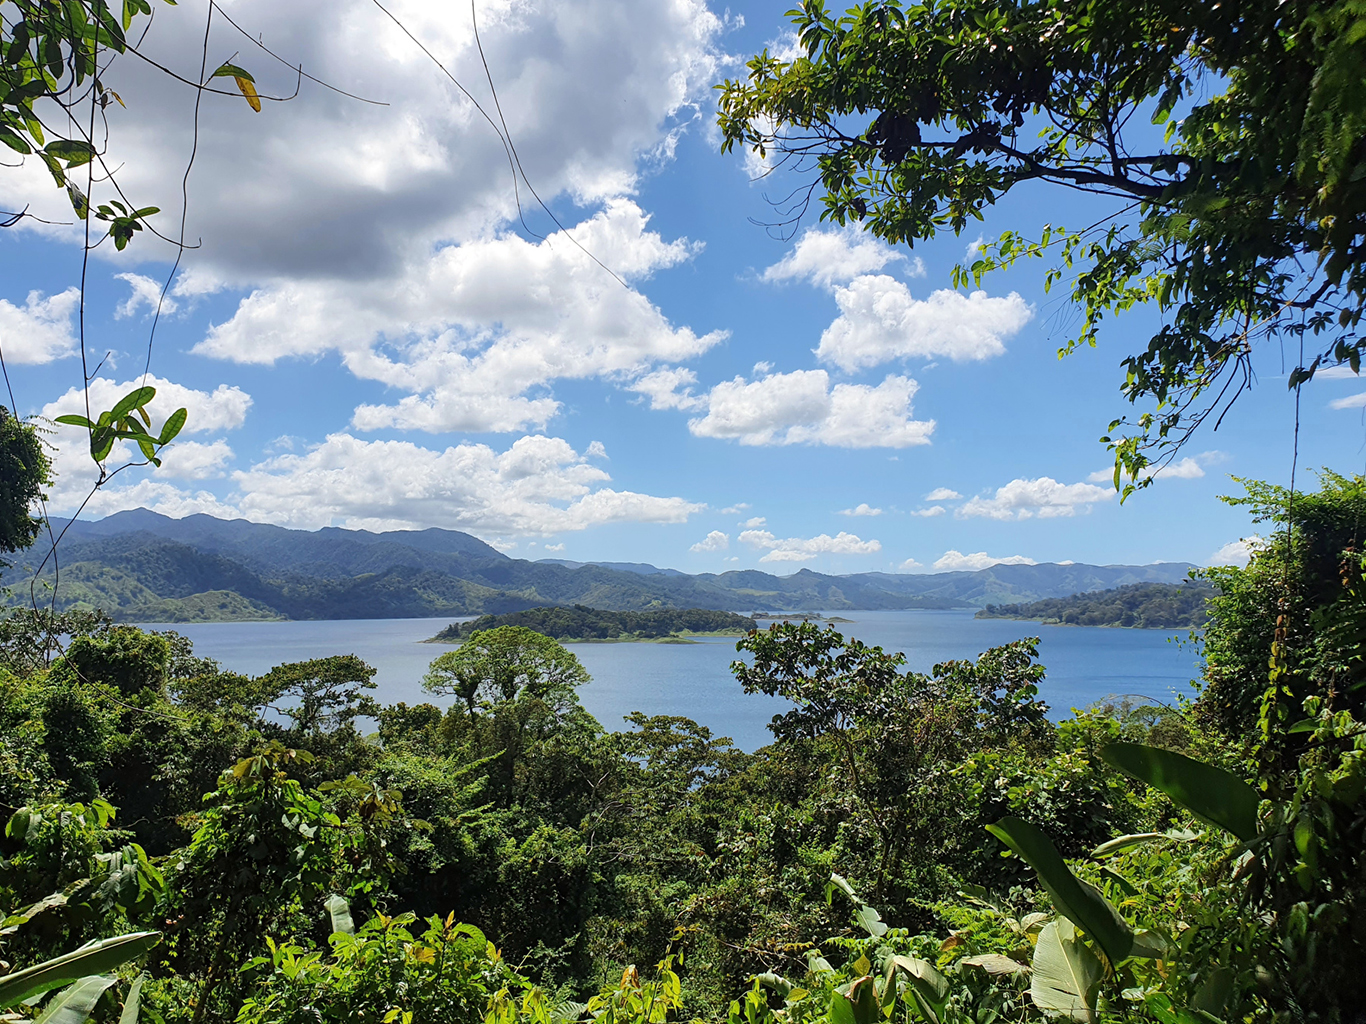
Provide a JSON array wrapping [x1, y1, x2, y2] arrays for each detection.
[[718, 0, 1366, 486], [0, 407, 49, 557]]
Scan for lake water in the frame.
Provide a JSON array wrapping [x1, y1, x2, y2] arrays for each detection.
[[144, 611, 1203, 752]]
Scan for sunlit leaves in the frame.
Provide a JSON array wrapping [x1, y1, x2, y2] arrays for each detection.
[[54, 386, 187, 467]]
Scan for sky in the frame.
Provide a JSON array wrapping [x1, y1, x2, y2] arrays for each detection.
[[1, 0, 1363, 576]]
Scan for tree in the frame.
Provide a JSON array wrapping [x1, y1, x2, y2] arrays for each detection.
[[256, 655, 379, 736], [718, 0, 1366, 486], [0, 407, 49, 557]]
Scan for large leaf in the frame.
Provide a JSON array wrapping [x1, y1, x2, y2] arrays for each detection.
[[324, 894, 354, 936], [118, 974, 145, 1024], [1030, 920, 1103, 1023], [830, 976, 879, 1024], [986, 817, 1133, 964], [886, 956, 950, 1024], [1101, 743, 1258, 841], [960, 954, 1029, 976], [0, 932, 161, 1008], [34, 976, 119, 1024]]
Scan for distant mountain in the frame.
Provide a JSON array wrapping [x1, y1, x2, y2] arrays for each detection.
[[976, 581, 1214, 629], [0, 509, 1199, 622]]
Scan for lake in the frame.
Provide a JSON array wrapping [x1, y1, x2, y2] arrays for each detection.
[[145, 610, 1203, 752]]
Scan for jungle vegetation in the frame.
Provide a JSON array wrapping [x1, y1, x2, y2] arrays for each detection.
[[0, 473, 1363, 1024], [429, 607, 758, 643], [976, 582, 1214, 629]]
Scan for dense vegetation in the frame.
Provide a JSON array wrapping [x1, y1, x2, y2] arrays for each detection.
[[977, 582, 1214, 629], [430, 607, 757, 642], [0, 474, 1363, 1024], [2, 512, 1195, 620]]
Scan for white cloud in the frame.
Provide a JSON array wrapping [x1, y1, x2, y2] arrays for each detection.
[[2, 0, 728, 436], [153, 439, 234, 480], [898, 557, 923, 571], [232, 433, 702, 535], [958, 476, 1114, 520], [1330, 392, 1366, 410], [0, 288, 79, 364], [838, 503, 882, 517], [739, 528, 881, 563], [114, 273, 177, 319], [816, 277, 1032, 371], [1317, 364, 1361, 380], [544, 542, 565, 552], [719, 503, 750, 514], [740, 516, 766, 528], [933, 550, 1038, 572], [1210, 537, 1263, 567], [925, 487, 961, 501], [1087, 456, 1206, 483], [688, 370, 934, 448], [965, 235, 986, 260], [200, 201, 724, 434], [77, 479, 244, 521], [690, 530, 729, 552], [762, 226, 919, 289], [630, 365, 707, 412], [912, 506, 945, 517], [40, 376, 252, 512]]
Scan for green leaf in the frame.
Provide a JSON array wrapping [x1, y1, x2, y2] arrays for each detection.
[[43, 140, 95, 167], [831, 976, 879, 1024], [854, 904, 887, 938], [0, 932, 161, 1008], [986, 817, 1133, 964], [959, 954, 1028, 976], [156, 407, 187, 445], [886, 956, 949, 1024], [1030, 920, 1102, 1023], [210, 63, 254, 82], [324, 894, 353, 936], [1090, 833, 1167, 858], [1129, 928, 1170, 960], [1100, 743, 1258, 841], [53, 415, 94, 428], [117, 974, 144, 1024], [34, 976, 119, 1024], [109, 387, 155, 422]]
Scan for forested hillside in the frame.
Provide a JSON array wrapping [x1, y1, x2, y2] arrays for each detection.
[[430, 606, 757, 642], [0, 510, 1196, 621], [977, 581, 1214, 628]]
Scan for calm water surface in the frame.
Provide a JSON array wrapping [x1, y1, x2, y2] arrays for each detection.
[[146, 611, 1203, 752]]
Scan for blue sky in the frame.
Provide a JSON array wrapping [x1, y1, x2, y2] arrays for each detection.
[[0, 0, 1362, 575]]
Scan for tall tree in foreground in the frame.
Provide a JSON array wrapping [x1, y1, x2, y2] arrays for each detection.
[[718, 0, 1366, 487]]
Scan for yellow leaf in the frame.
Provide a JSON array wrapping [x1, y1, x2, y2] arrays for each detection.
[[108, 89, 125, 108], [235, 76, 261, 113]]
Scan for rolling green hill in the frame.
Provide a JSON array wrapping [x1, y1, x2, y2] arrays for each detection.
[[430, 606, 757, 642], [0, 509, 1200, 621]]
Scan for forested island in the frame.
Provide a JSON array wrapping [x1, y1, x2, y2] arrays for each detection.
[[976, 581, 1214, 628], [429, 604, 757, 642]]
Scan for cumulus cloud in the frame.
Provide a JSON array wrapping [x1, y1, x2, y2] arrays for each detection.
[[911, 506, 945, 517], [739, 528, 881, 563], [630, 365, 707, 412], [898, 557, 923, 571], [958, 476, 1114, 520], [838, 503, 882, 517], [933, 550, 1038, 572], [232, 433, 702, 535], [719, 503, 750, 514], [816, 277, 1033, 371], [41, 376, 252, 511], [690, 530, 729, 552], [740, 516, 766, 528], [762, 226, 919, 288], [688, 370, 934, 448], [1210, 537, 1263, 567], [0, 288, 80, 364], [199, 201, 724, 434], [115, 273, 176, 319], [3, 0, 728, 437], [925, 487, 961, 501]]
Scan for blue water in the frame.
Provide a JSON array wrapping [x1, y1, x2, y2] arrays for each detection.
[[145, 611, 1203, 752]]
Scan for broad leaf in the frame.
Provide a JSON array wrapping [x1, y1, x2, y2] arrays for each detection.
[[0, 932, 161, 1008], [887, 956, 949, 1024], [1030, 920, 1102, 1023], [1101, 743, 1258, 841], [109, 387, 155, 421], [324, 894, 353, 936], [986, 817, 1133, 964], [117, 974, 144, 1024], [831, 976, 879, 1024], [34, 976, 118, 1024], [960, 954, 1029, 976], [157, 407, 187, 445], [1091, 833, 1167, 858]]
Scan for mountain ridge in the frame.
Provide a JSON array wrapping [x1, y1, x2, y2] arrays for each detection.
[[1, 509, 1199, 622]]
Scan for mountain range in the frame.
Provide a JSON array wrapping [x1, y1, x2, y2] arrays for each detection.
[[0, 509, 1199, 622]]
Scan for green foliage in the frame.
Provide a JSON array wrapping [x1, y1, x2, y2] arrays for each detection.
[[54, 387, 187, 468], [0, 407, 50, 557], [431, 606, 756, 643], [718, 0, 1366, 481], [977, 582, 1213, 629]]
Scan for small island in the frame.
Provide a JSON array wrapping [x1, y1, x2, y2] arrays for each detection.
[[751, 612, 855, 623], [428, 605, 758, 643], [975, 581, 1214, 629]]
